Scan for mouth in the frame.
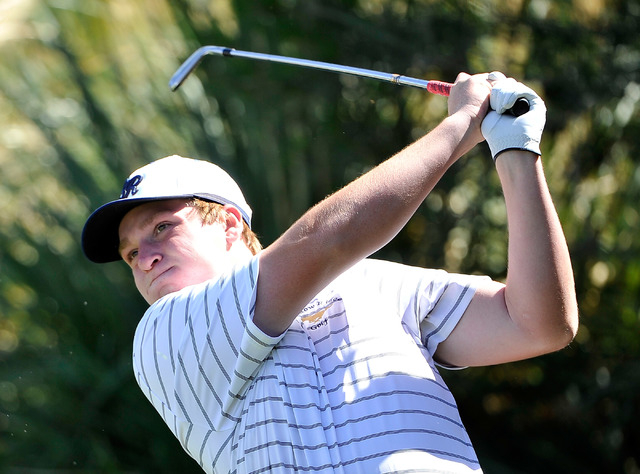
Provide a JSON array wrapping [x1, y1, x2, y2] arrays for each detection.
[[148, 266, 174, 292]]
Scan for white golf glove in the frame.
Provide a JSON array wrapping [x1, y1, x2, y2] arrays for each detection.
[[481, 74, 546, 160]]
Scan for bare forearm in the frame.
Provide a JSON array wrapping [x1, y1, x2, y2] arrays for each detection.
[[256, 112, 479, 335], [318, 113, 476, 257], [497, 150, 579, 348]]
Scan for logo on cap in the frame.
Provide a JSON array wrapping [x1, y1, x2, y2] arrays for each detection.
[[120, 175, 143, 199]]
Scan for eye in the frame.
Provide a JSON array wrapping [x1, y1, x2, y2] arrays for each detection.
[[126, 249, 138, 264], [154, 222, 170, 235]]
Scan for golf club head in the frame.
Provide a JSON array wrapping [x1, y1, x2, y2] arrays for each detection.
[[169, 46, 232, 91]]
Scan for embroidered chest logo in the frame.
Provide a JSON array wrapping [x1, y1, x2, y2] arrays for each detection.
[[300, 304, 332, 330], [120, 175, 143, 199]]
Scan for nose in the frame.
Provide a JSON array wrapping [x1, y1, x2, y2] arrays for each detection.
[[137, 243, 162, 272]]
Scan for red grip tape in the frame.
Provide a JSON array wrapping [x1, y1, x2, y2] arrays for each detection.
[[426, 80, 452, 96]]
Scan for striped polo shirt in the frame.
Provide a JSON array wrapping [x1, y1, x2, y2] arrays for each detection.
[[132, 257, 487, 473]]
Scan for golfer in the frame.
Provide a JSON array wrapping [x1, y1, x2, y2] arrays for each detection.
[[82, 72, 578, 473]]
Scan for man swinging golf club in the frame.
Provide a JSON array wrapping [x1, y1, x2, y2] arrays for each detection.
[[82, 71, 578, 473]]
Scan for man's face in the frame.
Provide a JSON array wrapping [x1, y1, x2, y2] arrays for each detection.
[[118, 199, 231, 304]]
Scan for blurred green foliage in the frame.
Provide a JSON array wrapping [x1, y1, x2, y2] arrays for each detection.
[[1, 0, 638, 472]]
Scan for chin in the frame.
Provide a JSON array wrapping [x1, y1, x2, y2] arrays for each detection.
[[145, 285, 180, 305], [144, 271, 217, 304], [149, 280, 201, 303]]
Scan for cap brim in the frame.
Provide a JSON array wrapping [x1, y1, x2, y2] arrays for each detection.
[[82, 197, 173, 263], [82, 193, 250, 264]]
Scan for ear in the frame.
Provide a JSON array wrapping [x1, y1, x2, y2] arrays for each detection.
[[222, 205, 244, 250]]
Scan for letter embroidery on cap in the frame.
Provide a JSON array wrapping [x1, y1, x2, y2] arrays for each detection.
[[120, 175, 142, 199]]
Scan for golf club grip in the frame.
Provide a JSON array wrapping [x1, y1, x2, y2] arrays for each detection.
[[508, 98, 530, 117], [426, 80, 529, 117], [426, 80, 452, 96]]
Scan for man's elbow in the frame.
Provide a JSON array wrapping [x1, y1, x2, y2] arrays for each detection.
[[552, 318, 579, 351], [540, 301, 580, 353], [562, 306, 580, 346]]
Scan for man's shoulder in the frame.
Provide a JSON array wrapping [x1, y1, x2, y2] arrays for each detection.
[[341, 258, 444, 281]]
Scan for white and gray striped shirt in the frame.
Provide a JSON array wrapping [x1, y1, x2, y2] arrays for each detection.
[[132, 257, 487, 473]]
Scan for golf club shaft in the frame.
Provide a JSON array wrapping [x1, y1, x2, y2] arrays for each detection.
[[169, 46, 529, 116], [169, 46, 452, 96]]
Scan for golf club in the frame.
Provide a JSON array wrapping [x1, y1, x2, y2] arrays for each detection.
[[170, 46, 529, 116]]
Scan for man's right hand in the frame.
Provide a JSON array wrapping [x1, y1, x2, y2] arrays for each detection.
[[446, 72, 493, 159]]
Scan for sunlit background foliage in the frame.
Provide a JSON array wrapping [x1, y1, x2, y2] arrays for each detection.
[[1, 0, 639, 472]]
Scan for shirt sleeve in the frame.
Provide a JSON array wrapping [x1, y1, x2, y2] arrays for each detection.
[[417, 270, 490, 359], [337, 259, 489, 358], [132, 255, 284, 434]]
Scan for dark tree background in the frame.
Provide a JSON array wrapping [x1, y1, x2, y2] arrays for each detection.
[[1, 0, 638, 472]]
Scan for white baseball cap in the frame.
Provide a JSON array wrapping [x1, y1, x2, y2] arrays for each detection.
[[82, 155, 252, 263]]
